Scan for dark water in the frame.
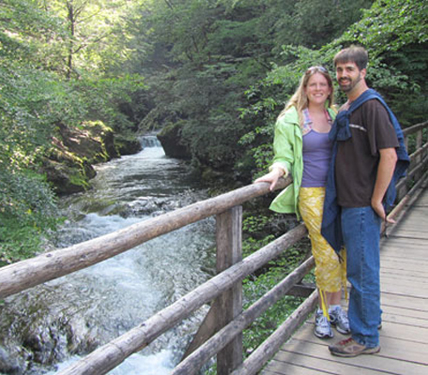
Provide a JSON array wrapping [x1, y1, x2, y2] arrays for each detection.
[[0, 137, 216, 375]]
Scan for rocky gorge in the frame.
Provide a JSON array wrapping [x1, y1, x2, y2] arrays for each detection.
[[42, 121, 142, 195]]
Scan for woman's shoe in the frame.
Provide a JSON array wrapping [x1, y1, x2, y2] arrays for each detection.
[[329, 306, 351, 335], [314, 311, 333, 339]]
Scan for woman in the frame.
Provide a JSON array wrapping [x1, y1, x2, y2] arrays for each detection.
[[255, 66, 349, 339]]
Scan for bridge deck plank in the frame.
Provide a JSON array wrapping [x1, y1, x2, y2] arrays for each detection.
[[261, 187, 428, 375]]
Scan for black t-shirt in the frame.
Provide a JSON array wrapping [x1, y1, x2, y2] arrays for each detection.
[[335, 99, 399, 207]]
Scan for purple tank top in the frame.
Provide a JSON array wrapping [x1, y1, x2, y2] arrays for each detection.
[[301, 128, 332, 188]]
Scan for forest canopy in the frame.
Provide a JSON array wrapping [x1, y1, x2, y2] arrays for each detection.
[[1, 0, 427, 264]]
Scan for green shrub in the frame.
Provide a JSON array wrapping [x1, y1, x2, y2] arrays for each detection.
[[0, 169, 60, 266]]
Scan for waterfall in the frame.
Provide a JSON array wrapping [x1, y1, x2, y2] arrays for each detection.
[[140, 135, 162, 148]]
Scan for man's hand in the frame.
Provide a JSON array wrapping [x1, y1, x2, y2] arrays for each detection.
[[371, 147, 397, 223], [371, 199, 396, 224]]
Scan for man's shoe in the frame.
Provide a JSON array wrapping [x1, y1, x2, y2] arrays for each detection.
[[329, 307, 351, 335], [314, 311, 333, 339], [329, 337, 380, 357]]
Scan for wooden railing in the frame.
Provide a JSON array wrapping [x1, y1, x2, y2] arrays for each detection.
[[386, 121, 428, 226], [0, 121, 426, 375]]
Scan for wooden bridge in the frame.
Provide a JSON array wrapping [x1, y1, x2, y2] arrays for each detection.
[[261, 187, 428, 375], [0, 121, 427, 375]]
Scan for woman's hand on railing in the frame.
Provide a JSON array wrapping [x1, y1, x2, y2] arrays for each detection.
[[254, 166, 287, 191]]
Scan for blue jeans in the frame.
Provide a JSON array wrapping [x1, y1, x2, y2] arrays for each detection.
[[341, 206, 381, 348]]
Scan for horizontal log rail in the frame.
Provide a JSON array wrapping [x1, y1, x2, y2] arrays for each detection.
[[402, 120, 427, 136], [395, 121, 428, 201], [55, 224, 309, 375], [396, 152, 428, 190], [0, 176, 290, 299], [386, 170, 428, 225], [384, 120, 428, 232], [1, 121, 426, 375], [231, 291, 319, 375], [172, 256, 316, 375]]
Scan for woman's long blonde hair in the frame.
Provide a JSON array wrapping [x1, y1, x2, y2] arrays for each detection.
[[278, 66, 335, 126]]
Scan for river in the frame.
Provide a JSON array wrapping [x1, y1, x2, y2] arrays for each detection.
[[0, 136, 216, 375]]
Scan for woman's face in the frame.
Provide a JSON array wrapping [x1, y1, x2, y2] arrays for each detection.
[[305, 72, 331, 107]]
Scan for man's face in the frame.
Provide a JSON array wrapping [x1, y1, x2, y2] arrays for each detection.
[[335, 61, 366, 93]]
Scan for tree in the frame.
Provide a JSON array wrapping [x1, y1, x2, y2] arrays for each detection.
[[38, 0, 143, 78], [0, 0, 147, 264]]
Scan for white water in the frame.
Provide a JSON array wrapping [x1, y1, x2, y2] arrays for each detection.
[[50, 351, 174, 375], [0, 137, 216, 375]]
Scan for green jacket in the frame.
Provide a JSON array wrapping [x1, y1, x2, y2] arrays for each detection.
[[269, 106, 336, 218]]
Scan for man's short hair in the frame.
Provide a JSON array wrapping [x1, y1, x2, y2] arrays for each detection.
[[334, 46, 368, 70]]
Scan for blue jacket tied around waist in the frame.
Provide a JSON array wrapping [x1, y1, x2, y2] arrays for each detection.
[[321, 89, 410, 253]]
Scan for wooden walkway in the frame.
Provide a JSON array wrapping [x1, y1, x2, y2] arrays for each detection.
[[261, 187, 428, 375]]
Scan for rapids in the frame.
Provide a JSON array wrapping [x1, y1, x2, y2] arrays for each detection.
[[0, 136, 216, 375]]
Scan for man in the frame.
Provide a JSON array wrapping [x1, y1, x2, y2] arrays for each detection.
[[321, 45, 409, 357]]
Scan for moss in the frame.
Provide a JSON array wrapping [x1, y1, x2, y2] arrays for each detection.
[[114, 134, 142, 155]]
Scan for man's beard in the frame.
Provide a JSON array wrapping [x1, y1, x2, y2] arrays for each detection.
[[339, 74, 362, 92]]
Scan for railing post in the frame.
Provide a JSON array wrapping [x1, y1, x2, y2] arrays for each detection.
[[415, 129, 423, 181], [215, 206, 243, 374]]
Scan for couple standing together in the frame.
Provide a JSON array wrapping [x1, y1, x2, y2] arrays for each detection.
[[256, 45, 409, 357]]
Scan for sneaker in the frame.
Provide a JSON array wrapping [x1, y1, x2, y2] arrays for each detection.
[[314, 311, 333, 339], [329, 337, 380, 357], [329, 307, 351, 335]]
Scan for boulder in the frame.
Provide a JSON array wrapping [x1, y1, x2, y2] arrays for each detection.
[[157, 121, 191, 159], [43, 121, 119, 194]]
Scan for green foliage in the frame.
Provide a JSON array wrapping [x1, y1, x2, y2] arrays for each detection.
[[241, 221, 310, 359], [269, 0, 374, 50], [0, 170, 56, 221], [0, 0, 149, 265], [0, 63, 83, 171], [335, 0, 428, 125], [0, 170, 60, 267], [239, 0, 428, 176], [341, 0, 428, 54], [243, 271, 304, 358], [0, 221, 46, 267], [72, 74, 147, 132], [38, 0, 142, 78], [0, 0, 67, 69]]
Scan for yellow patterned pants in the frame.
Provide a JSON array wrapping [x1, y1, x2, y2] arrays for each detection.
[[298, 187, 346, 295]]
